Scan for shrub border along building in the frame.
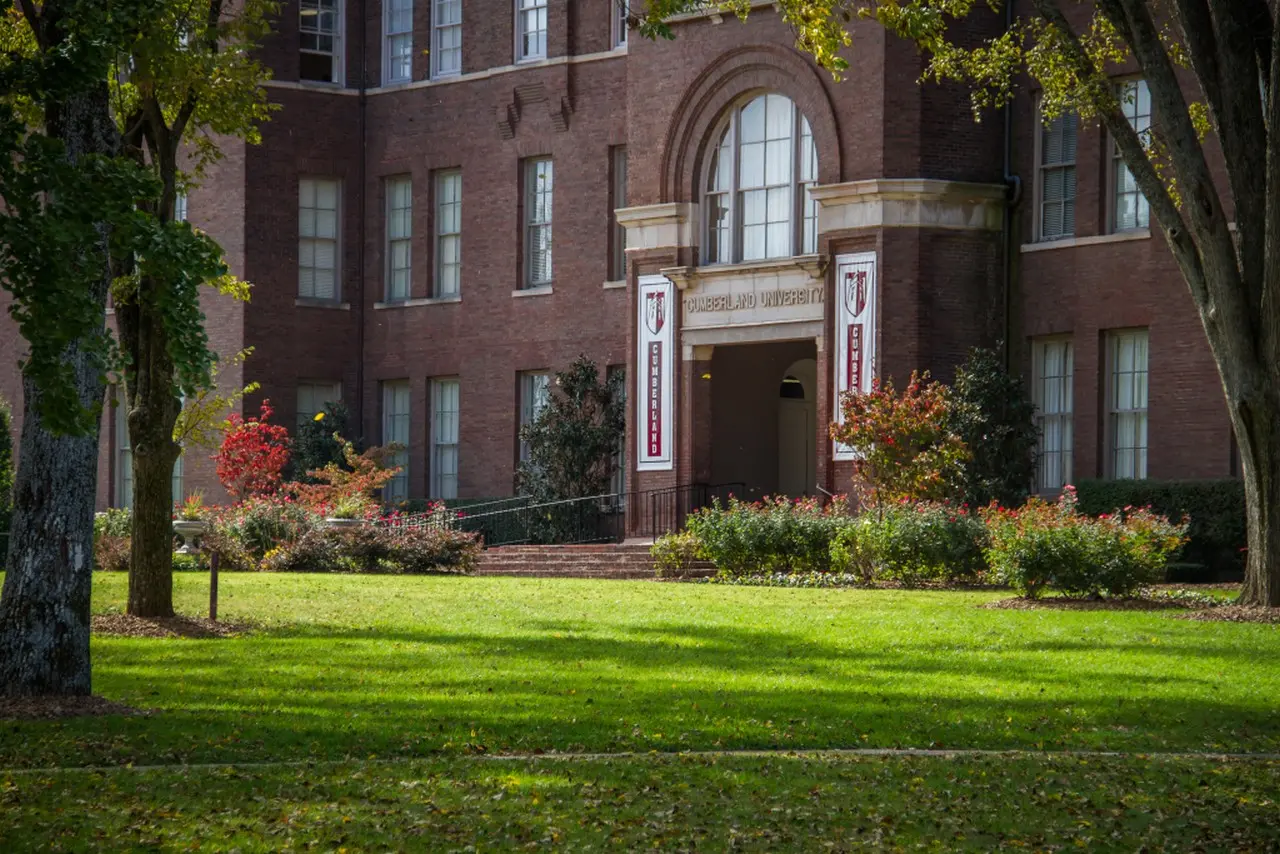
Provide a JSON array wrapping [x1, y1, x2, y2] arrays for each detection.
[[1075, 479, 1245, 581]]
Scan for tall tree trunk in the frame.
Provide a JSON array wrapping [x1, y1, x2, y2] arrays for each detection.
[[0, 81, 118, 697], [1233, 387, 1280, 608], [120, 292, 181, 619]]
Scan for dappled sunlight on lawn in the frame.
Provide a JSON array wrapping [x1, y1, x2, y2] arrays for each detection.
[[0, 572, 1276, 770]]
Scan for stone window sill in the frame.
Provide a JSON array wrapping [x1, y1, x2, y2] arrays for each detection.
[[374, 296, 461, 309], [1020, 230, 1151, 254], [602, 280, 626, 290], [295, 298, 351, 310], [513, 286, 554, 298]]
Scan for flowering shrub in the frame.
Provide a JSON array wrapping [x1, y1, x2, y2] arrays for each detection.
[[207, 495, 320, 563], [92, 508, 134, 572], [685, 496, 853, 576], [982, 486, 1188, 598], [829, 372, 970, 507], [831, 502, 988, 585], [651, 531, 706, 578], [215, 401, 291, 500], [260, 523, 479, 574], [293, 435, 400, 518]]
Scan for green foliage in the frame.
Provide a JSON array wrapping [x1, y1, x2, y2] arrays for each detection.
[[829, 371, 970, 507], [651, 531, 706, 578], [518, 357, 625, 502], [685, 495, 852, 575], [94, 508, 135, 540], [1075, 478, 1245, 578], [260, 524, 479, 575], [172, 348, 261, 450], [982, 488, 1188, 599], [208, 496, 319, 563], [950, 346, 1038, 509], [0, 395, 12, 537], [831, 503, 988, 585], [289, 402, 353, 482]]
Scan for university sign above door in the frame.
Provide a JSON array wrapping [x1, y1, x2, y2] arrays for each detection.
[[663, 256, 826, 332]]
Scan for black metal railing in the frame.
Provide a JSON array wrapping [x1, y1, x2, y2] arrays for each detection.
[[453, 492, 628, 547], [640, 481, 744, 538]]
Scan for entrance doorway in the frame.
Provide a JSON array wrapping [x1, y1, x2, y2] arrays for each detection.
[[778, 358, 817, 496], [708, 340, 818, 498]]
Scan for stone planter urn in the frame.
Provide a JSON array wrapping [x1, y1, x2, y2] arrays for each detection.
[[173, 518, 209, 555], [324, 517, 365, 529]]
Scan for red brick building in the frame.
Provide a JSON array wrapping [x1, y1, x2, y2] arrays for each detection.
[[0, 0, 1235, 517]]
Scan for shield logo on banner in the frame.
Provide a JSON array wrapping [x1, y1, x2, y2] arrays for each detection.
[[844, 269, 867, 318], [645, 292, 666, 336]]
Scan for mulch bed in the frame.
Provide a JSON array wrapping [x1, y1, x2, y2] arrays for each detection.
[[0, 694, 143, 721], [92, 613, 249, 639], [1175, 606, 1280, 624], [985, 596, 1190, 612]]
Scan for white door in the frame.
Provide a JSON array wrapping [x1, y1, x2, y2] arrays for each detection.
[[778, 399, 811, 495]]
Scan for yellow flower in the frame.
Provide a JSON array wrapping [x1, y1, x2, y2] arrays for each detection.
[[313, 412, 325, 421]]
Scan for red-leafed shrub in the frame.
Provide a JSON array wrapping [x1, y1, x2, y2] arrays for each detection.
[[829, 372, 969, 508], [215, 401, 291, 500]]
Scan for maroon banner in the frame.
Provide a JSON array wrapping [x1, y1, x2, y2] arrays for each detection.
[[647, 341, 663, 457]]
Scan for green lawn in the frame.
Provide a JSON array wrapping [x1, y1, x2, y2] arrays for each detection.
[[2, 572, 1279, 850]]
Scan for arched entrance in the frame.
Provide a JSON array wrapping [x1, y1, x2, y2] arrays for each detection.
[[778, 358, 817, 496]]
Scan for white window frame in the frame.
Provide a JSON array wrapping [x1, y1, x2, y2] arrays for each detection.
[[383, 380, 412, 503], [430, 378, 460, 499], [1107, 329, 1149, 480], [385, 175, 413, 302], [515, 0, 547, 62], [296, 380, 343, 429], [432, 0, 462, 78], [299, 0, 344, 85], [1032, 338, 1074, 493], [701, 93, 818, 265], [1111, 79, 1152, 233], [174, 191, 188, 223], [610, 146, 627, 281], [434, 170, 462, 297], [1035, 101, 1077, 242], [383, 0, 413, 85], [299, 177, 341, 301], [524, 157, 553, 288], [612, 0, 628, 49], [519, 371, 551, 465]]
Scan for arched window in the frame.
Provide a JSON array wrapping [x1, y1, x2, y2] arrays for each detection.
[[704, 93, 819, 264]]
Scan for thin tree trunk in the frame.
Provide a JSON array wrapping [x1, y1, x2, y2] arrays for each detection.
[[0, 81, 117, 697], [121, 295, 181, 619]]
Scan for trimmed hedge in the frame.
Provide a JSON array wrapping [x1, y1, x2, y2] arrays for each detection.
[[1075, 479, 1245, 581]]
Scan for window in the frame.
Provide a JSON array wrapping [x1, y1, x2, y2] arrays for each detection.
[[172, 451, 184, 503], [519, 371, 550, 464], [174, 192, 188, 223], [434, 170, 461, 297], [383, 380, 411, 502], [386, 176, 412, 302], [1112, 79, 1152, 232], [1038, 109, 1077, 241], [703, 93, 819, 264], [296, 381, 342, 429], [524, 158, 553, 287], [609, 146, 627, 281], [384, 0, 412, 84], [1033, 339, 1073, 492], [432, 0, 461, 77], [300, 0, 342, 84], [430, 379, 460, 499], [516, 0, 547, 61], [115, 387, 133, 509], [299, 178, 340, 300], [1108, 330, 1149, 479], [613, 0, 628, 48]]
